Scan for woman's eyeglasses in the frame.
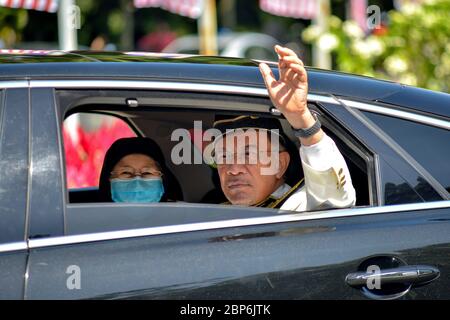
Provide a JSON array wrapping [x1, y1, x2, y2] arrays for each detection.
[[111, 167, 163, 180]]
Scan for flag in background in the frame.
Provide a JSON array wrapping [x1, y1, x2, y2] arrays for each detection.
[[0, 0, 58, 12], [350, 0, 368, 32], [133, 0, 204, 19], [259, 0, 317, 19]]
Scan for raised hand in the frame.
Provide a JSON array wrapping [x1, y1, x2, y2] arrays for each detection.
[[259, 45, 322, 145], [259, 45, 311, 128]]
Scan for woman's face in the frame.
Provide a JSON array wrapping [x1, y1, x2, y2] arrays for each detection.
[[110, 154, 162, 179], [109, 153, 165, 203]]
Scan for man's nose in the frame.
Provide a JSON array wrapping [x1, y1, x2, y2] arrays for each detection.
[[225, 162, 247, 176]]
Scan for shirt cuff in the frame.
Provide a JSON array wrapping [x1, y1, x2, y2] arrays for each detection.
[[299, 133, 338, 171]]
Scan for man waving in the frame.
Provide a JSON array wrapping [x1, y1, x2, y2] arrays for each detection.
[[210, 46, 356, 211]]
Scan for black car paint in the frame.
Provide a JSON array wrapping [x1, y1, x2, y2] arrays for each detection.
[[26, 208, 450, 299], [0, 88, 29, 300]]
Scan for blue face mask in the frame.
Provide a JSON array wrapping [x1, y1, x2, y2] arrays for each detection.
[[110, 177, 165, 203]]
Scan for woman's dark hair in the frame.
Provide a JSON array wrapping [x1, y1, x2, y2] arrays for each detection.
[[98, 137, 183, 202]]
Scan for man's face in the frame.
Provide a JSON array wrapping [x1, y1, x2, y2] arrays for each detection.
[[215, 130, 290, 206]]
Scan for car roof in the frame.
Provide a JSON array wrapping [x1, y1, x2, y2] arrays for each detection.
[[0, 50, 449, 119]]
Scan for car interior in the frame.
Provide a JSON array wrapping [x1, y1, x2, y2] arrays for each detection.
[[60, 90, 373, 209]]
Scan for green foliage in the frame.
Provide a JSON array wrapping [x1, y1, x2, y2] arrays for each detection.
[[0, 7, 28, 47], [302, 0, 450, 92]]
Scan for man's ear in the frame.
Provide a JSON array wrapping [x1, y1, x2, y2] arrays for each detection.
[[276, 151, 290, 179]]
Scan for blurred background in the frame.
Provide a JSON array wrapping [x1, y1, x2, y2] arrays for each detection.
[[1, 0, 448, 188], [1, 0, 449, 91]]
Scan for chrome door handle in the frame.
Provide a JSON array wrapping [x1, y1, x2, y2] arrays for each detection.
[[345, 265, 440, 287]]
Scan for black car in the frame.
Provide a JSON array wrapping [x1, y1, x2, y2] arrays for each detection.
[[0, 51, 449, 300]]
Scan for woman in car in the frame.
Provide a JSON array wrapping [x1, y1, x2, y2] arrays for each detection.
[[98, 137, 182, 203]]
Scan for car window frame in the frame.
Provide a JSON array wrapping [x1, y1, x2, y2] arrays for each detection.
[[360, 109, 450, 196], [54, 84, 372, 234], [339, 99, 450, 201], [319, 97, 449, 204]]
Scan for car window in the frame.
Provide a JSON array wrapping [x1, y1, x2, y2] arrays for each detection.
[[63, 113, 136, 189], [378, 158, 424, 205], [362, 111, 450, 194], [58, 90, 371, 236]]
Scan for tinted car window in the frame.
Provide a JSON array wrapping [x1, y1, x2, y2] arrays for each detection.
[[363, 111, 450, 193], [379, 159, 423, 205]]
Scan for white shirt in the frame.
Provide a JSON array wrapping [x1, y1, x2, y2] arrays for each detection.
[[271, 133, 356, 212]]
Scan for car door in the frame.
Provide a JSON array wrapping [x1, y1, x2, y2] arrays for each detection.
[[25, 82, 450, 300], [0, 85, 30, 299]]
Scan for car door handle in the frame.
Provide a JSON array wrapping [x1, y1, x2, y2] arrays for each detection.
[[345, 265, 440, 287]]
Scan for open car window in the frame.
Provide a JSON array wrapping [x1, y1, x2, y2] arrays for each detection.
[[59, 90, 373, 236]]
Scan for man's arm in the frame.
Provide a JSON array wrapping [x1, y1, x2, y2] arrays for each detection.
[[259, 45, 356, 210]]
